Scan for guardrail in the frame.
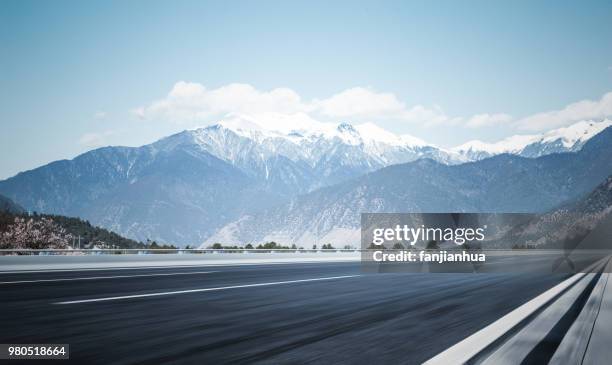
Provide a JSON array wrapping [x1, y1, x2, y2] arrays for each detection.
[[0, 248, 362, 255], [425, 257, 612, 364], [2, 248, 607, 256]]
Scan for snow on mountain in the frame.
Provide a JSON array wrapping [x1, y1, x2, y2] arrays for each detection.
[[179, 116, 462, 193], [177, 117, 610, 194], [452, 119, 611, 160], [195, 117, 610, 176], [2, 114, 610, 247], [540, 119, 612, 147], [202, 126, 612, 248], [453, 134, 538, 155]]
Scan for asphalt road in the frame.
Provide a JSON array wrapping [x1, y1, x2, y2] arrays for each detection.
[[0, 262, 568, 364]]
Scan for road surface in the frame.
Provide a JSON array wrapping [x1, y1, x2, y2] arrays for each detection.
[[0, 261, 568, 364]]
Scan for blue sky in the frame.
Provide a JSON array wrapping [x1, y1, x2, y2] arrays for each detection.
[[1, 0, 612, 179]]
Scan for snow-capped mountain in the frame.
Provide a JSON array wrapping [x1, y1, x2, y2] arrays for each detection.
[[203, 126, 612, 248], [172, 117, 464, 194], [452, 119, 612, 160], [183, 117, 612, 183], [0, 119, 460, 244], [0, 116, 610, 246]]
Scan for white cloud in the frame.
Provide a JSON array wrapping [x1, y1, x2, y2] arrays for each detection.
[[515, 92, 612, 131], [466, 113, 513, 128], [134, 82, 475, 128], [401, 105, 464, 126], [133, 82, 305, 123], [312, 87, 479, 127], [133, 81, 612, 133], [79, 131, 114, 148], [379, 106, 508, 128], [312, 87, 406, 119]]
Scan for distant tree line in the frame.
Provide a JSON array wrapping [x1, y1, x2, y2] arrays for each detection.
[[208, 242, 344, 250], [144, 239, 177, 250]]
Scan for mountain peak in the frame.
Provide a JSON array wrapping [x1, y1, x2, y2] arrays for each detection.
[[337, 122, 357, 133], [451, 119, 611, 159], [452, 134, 538, 154], [541, 119, 612, 147]]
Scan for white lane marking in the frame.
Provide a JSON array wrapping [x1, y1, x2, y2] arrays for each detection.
[[0, 259, 358, 274], [54, 275, 361, 305], [0, 271, 217, 285], [423, 272, 587, 365]]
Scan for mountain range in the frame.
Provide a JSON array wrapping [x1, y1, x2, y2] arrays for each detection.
[[202, 126, 612, 247], [0, 118, 610, 246], [452, 119, 612, 160]]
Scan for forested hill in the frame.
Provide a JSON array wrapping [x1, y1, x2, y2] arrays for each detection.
[[38, 213, 146, 249], [0, 201, 176, 249]]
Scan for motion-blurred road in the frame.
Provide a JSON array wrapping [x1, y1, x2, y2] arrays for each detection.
[[0, 262, 567, 364]]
